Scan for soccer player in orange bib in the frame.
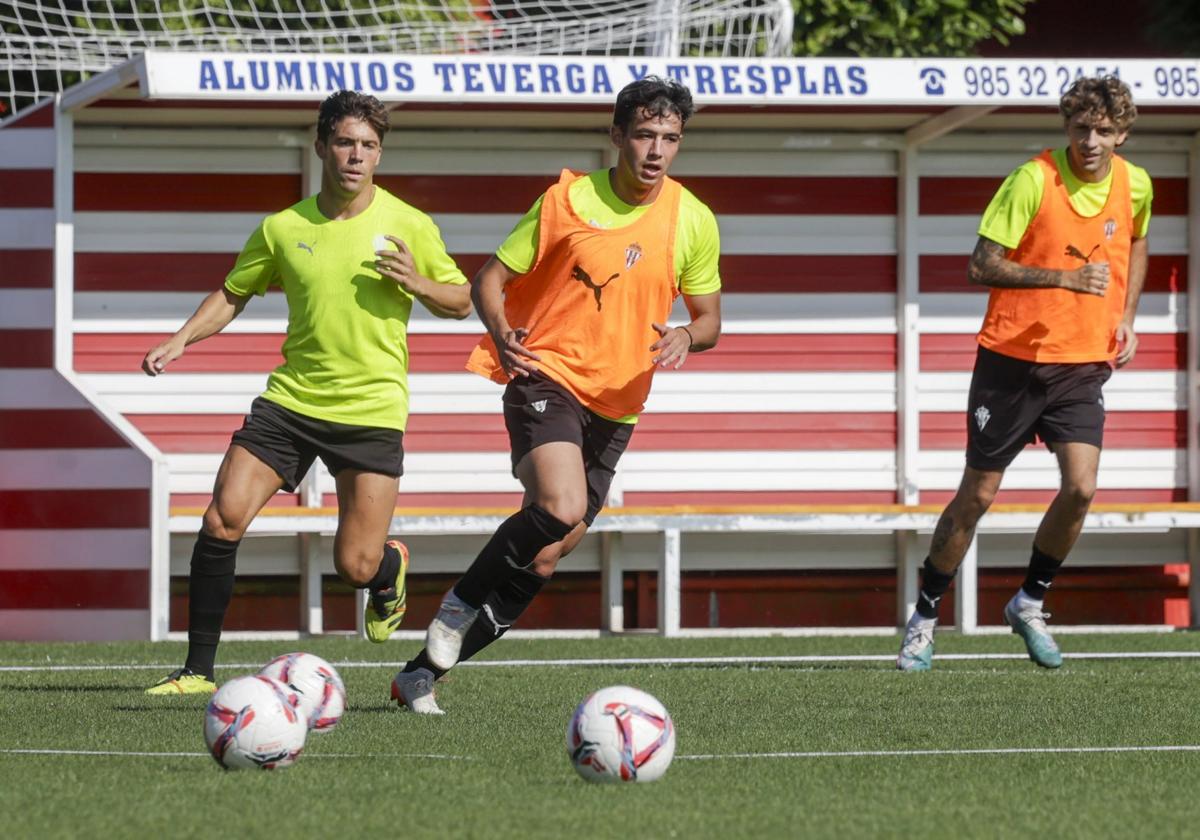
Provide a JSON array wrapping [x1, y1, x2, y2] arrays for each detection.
[[898, 76, 1152, 671], [391, 77, 723, 713]]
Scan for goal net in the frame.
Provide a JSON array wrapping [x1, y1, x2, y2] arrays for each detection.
[[1, 0, 794, 117]]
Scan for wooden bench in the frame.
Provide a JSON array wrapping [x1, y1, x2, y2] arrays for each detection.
[[167, 502, 1200, 638]]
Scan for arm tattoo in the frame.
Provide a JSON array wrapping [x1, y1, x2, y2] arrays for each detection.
[[967, 238, 1063, 289]]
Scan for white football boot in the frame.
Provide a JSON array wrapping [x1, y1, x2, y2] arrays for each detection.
[[390, 667, 444, 715]]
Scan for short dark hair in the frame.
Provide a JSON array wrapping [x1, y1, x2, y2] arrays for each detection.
[[612, 77, 695, 133], [317, 90, 390, 144], [1060, 76, 1137, 133]]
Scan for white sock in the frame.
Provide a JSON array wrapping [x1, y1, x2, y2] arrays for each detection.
[[1012, 589, 1043, 611]]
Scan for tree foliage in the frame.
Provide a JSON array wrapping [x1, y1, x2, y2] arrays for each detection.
[[791, 0, 1030, 57], [1144, 0, 1200, 56]]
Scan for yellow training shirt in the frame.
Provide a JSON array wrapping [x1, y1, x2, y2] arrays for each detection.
[[224, 187, 467, 431]]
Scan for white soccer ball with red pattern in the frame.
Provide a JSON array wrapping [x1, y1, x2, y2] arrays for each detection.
[[203, 675, 307, 770], [566, 685, 676, 783], [259, 652, 347, 733]]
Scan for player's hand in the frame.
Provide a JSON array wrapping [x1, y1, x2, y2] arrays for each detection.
[[496, 326, 541, 378], [142, 336, 185, 376], [1115, 321, 1138, 368], [376, 235, 420, 293], [650, 322, 691, 370], [1063, 262, 1110, 296]]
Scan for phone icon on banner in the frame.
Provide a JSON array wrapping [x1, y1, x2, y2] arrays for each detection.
[[920, 67, 946, 95]]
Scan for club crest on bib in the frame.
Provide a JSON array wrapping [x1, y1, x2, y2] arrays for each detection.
[[1104, 218, 1117, 240], [625, 242, 644, 269]]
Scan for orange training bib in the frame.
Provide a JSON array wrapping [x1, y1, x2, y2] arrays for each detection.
[[977, 151, 1133, 363], [467, 169, 681, 418]]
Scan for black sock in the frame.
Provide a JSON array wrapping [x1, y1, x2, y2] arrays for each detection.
[[363, 542, 401, 591], [184, 532, 239, 680], [915, 557, 956, 620], [402, 649, 446, 681], [1021, 545, 1064, 601], [453, 504, 572, 608], [458, 568, 550, 663], [401, 569, 551, 682]]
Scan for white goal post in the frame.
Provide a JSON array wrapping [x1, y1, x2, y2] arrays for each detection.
[[1, 0, 794, 117]]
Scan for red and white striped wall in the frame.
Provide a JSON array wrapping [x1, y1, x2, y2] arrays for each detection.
[[0, 102, 164, 641], [3, 91, 1195, 633], [68, 122, 1190, 510]]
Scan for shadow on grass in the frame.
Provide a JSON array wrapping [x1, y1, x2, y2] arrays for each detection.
[[345, 704, 404, 714]]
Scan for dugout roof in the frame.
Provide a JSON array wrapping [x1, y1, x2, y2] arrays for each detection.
[[22, 52, 1200, 134]]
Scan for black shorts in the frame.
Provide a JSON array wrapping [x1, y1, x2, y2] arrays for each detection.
[[502, 372, 634, 526], [966, 346, 1112, 472], [230, 397, 404, 491]]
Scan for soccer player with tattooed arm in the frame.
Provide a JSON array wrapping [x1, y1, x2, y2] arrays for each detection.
[[142, 90, 471, 695], [898, 76, 1152, 671], [390, 77, 722, 714]]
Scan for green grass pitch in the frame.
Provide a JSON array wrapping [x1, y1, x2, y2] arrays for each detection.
[[3, 633, 1200, 839]]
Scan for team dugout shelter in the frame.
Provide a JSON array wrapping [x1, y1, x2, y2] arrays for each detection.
[[3, 52, 1200, 641]]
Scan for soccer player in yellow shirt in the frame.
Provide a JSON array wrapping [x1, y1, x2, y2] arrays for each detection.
[[142, 90, 471, 694], [391, 77, 722, 714]]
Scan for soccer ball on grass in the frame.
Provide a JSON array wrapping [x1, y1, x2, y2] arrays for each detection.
[[204, 675, 307, 770], [566, 685, 675, 783], [259, 652, 347, 733]]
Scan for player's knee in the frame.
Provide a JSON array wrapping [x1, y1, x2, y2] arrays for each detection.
[[333, 546, 376, 588], [972, 485, 999, 514], [536, 496, 586, 531], [202, 506, 247, 542], [946, 495, 989, 531], [1060, 479, 1096, 511], [955, 485, 996, 522]]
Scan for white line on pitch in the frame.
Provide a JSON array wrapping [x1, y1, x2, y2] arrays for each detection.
[[4, 745, 1196, 762], [457, 651, 1200, 666], [0, 748, 469, 761], [677, 745, 1200, 760], [4, 651, 1200, 672]]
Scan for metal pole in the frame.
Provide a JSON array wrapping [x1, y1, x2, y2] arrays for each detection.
[[1187, 132, 1200, 625], [651, 0, 682, 57], [658, 528, 681, 636], [956, 535, 979, 633], [895, 142, 921, 627]]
